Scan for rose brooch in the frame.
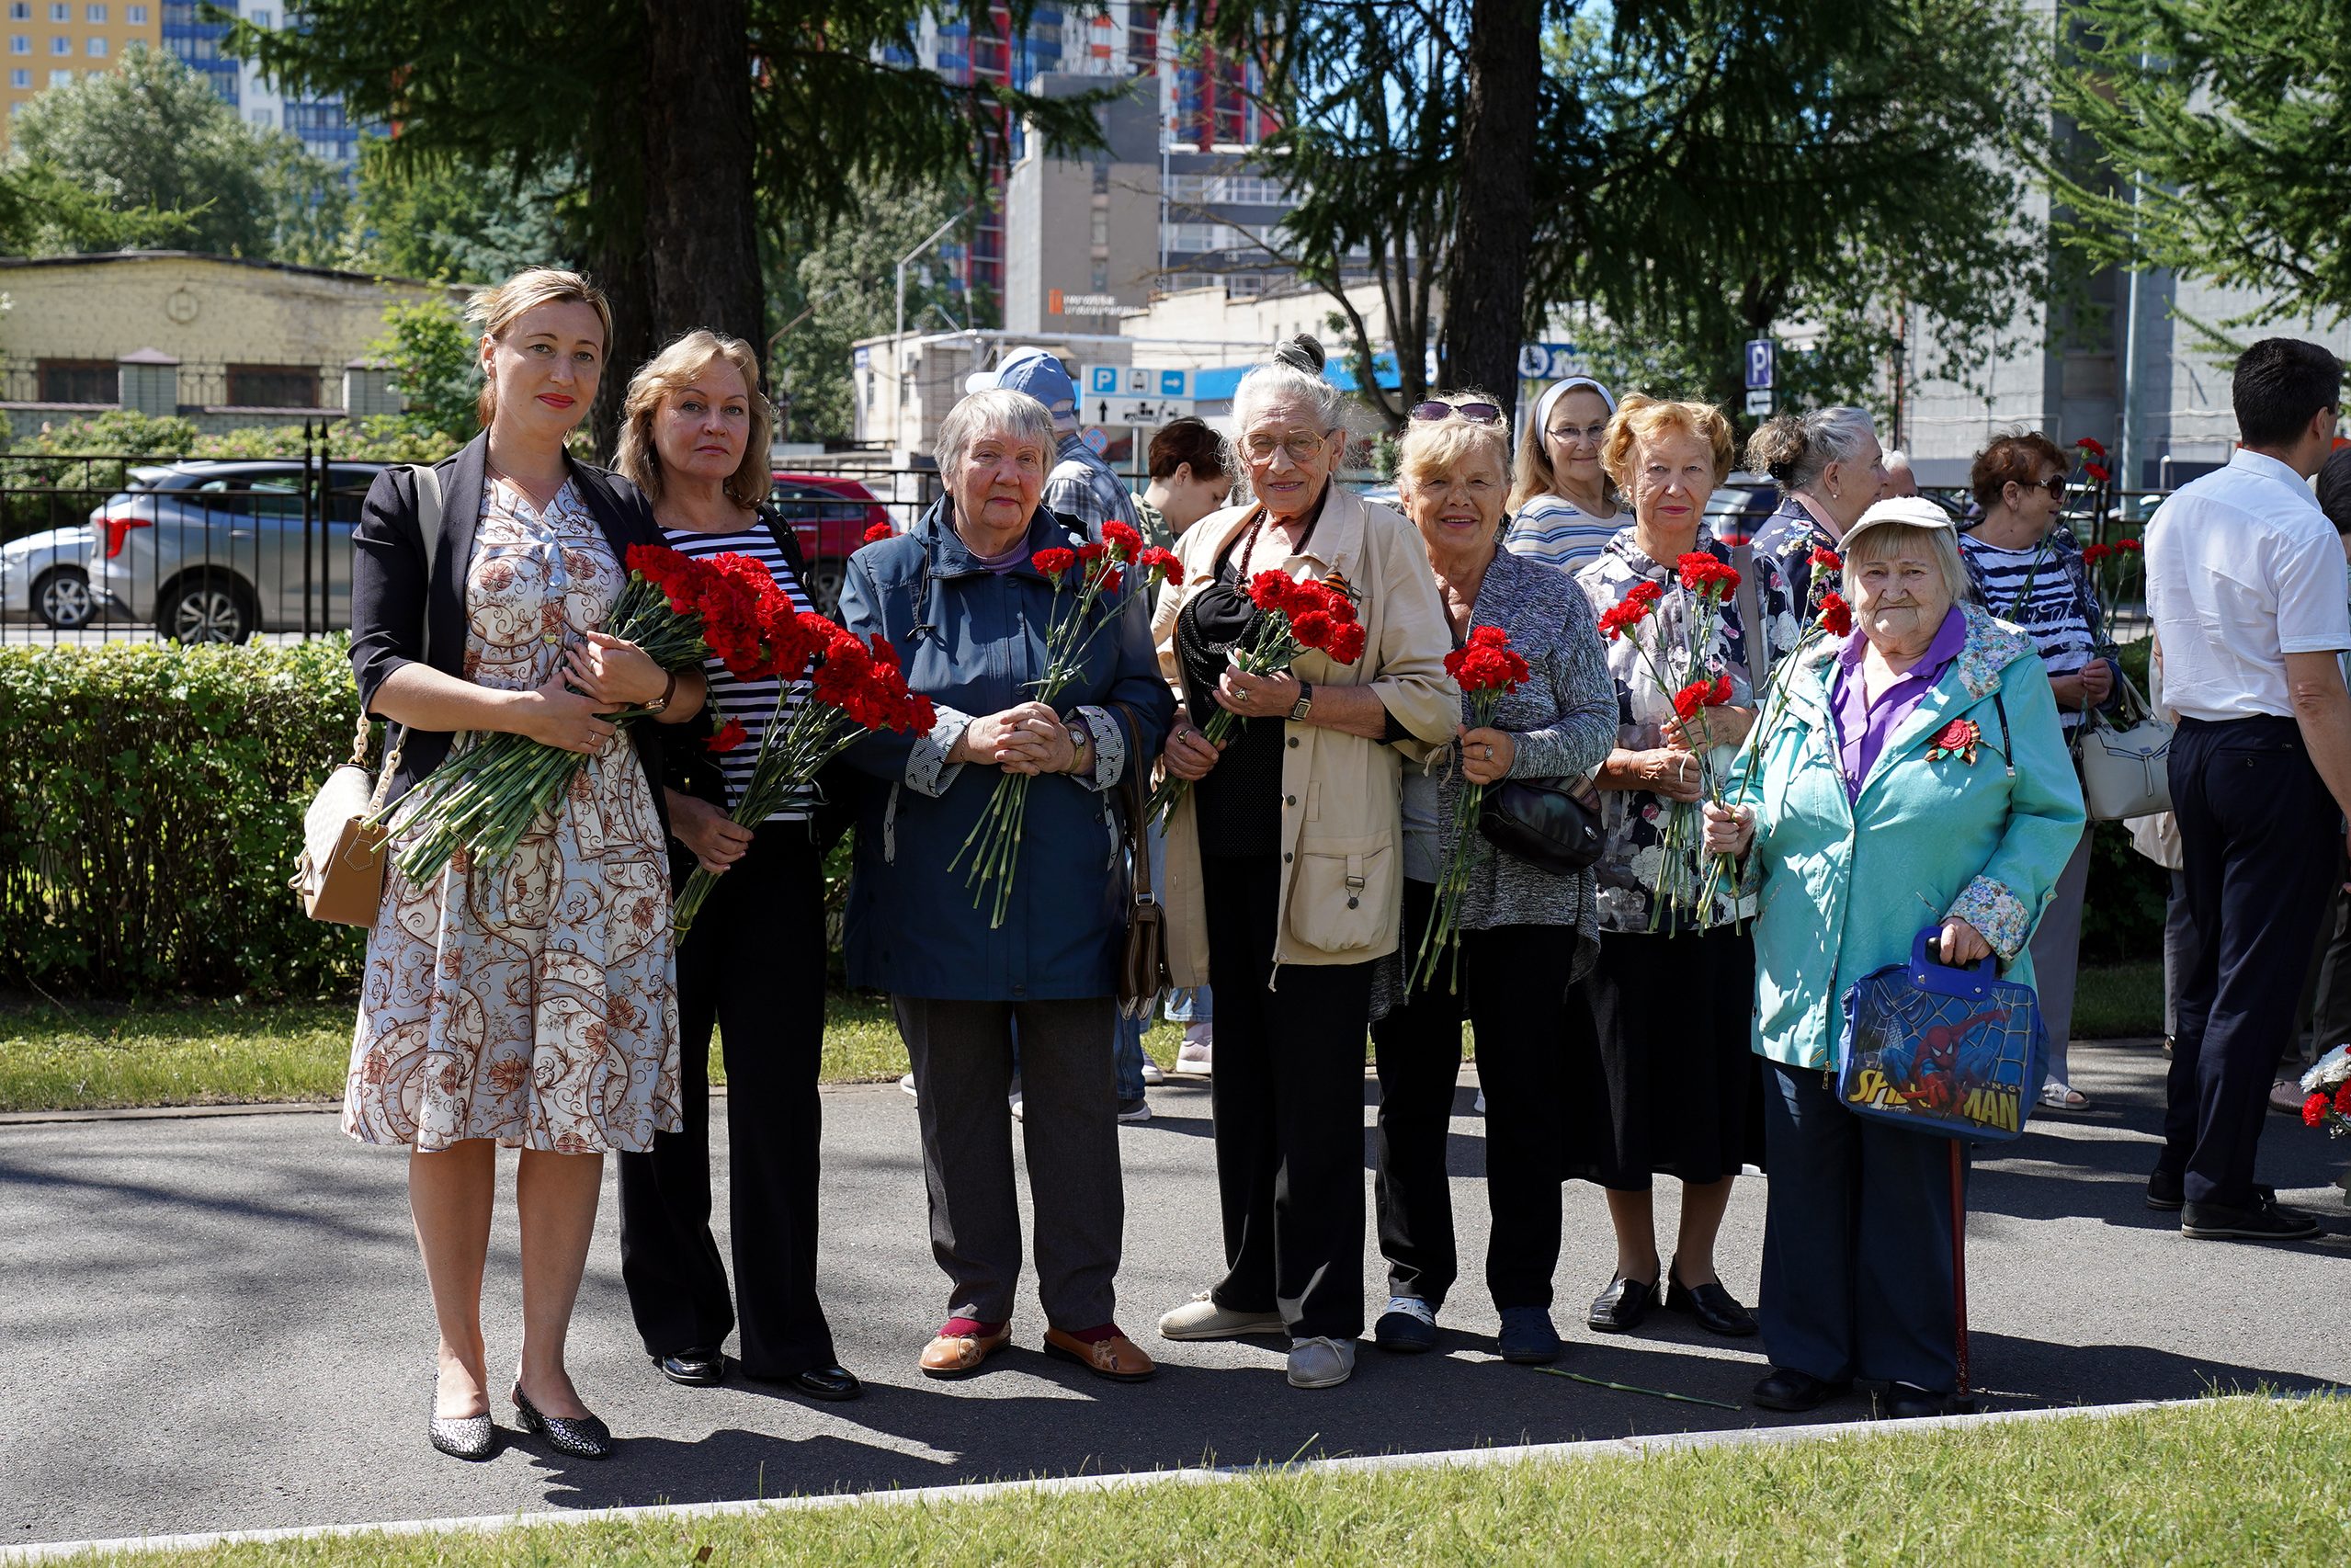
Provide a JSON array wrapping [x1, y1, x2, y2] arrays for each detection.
[[1925, 718, 1982, 765]]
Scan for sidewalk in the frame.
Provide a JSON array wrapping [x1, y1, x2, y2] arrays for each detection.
[[2, 1039, 2344, 1548]]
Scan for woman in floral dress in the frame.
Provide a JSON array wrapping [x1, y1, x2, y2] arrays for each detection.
[[346, 268, 705, 1462], [1566, 395, 1797, 1345]]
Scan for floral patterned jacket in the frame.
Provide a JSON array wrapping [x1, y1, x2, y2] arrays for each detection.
[[1728, 603, 2087, 1070], [1573, 525, 1799, 934]]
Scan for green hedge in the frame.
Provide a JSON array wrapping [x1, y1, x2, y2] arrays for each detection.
[[0, 640, 367, 998]]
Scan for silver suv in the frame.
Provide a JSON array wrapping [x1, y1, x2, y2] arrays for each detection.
[[87, 460, 388, 642]]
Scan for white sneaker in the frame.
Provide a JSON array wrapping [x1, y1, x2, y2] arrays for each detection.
[[1159, 1291, 1287, 1341], [1174, 1038, 1213, 1076], [1141, 1062, 1166, 1085], [899, 1073, 918, 1102], [1287, 1335, 1357, 1389]]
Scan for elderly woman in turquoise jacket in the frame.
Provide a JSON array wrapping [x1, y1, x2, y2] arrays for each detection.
[[1705, 497, 2084, 1421]]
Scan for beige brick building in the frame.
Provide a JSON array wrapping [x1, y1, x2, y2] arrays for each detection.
[[0, 0, 161, 149], [0, 250, 467, 432]]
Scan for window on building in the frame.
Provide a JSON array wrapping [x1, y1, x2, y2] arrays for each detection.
[[225, 365, 320, 409], [85, 34, 103, 54], [6, 35, 23, 51], [6, 5, 25, 20], [125, 0, 142, 17], [45, 65, 64, 83], [45, 1, 62, 17], [38, 359, 114, 403], [85, 2, 104, 18], [7, 67, 23, 85], [1090, 258, 1110, 291], [248, 6, 267, 21], [47, 34, 65, 52], [246, 106, 269, 126]]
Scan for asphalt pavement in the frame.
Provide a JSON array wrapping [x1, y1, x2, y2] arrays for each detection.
[[3, 1038, 2346, 1550]]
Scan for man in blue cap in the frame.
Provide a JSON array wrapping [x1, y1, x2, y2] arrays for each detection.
[[961, 349, 1157, 1124], [971, 349, 1146, 540]]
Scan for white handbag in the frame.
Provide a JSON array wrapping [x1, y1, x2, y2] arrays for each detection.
[[2077, 668, 2174, 822], [291, 712, 402, 926]]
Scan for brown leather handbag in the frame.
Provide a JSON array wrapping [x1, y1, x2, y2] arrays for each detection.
[[1110, 702, 1169, 1018]]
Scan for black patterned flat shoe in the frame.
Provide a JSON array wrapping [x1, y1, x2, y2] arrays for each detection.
[[512, 1384, 614, 1460], [428, 1405, 497, 1462]]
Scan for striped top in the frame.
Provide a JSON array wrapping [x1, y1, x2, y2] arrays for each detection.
[[664, 519, 815, 820], [1504, 492, 1623, 574], [1959, 532, 2095, 732]]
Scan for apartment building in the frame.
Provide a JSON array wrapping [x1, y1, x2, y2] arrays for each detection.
[[0, 0, 158, 146]]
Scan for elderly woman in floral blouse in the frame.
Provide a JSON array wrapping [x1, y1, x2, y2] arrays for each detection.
[[1565, 394, 1798, 1344]]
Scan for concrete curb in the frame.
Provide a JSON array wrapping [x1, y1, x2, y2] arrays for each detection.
[[0, 1395, 2204, 1563]]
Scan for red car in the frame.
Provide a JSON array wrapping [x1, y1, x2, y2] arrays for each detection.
[[769, 472, 896, 617]]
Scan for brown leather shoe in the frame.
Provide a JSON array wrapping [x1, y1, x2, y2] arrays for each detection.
[[1042, 1326, 1157, 1382], [919, 1324, 1011, 1380]]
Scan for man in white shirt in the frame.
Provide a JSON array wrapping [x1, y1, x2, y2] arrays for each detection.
[[2144, 336, 2351, 1243]]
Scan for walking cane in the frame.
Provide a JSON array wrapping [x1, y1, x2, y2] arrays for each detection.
[[1950, 1139, 1970, 1400]]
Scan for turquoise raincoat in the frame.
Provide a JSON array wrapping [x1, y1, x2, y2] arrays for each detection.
[[1732, 605, 2087, 1071]]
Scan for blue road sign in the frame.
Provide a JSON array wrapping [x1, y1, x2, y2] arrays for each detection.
[[1744, 338, 1776, 391]]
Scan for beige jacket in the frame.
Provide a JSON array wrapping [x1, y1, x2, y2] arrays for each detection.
[[1151, 484, 1458, 984]]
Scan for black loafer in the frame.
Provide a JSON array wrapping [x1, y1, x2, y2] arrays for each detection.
[[2145, 1167, 2184, 1210], [785, 1364, 864, 1403], [1587, 1274, 1657, 1334], [2181, 1195, 2320, 1242], [1663, 1266, 1757, 1337], [1880, 1382, 1956, 1420], [1753, 1367, 1848, 1413], [428, 1407, 497, 1462], [653, 1349, 725, 1387]]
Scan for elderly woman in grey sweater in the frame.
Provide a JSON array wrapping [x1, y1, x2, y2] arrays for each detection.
[[1369, 399, 1617, 1366]]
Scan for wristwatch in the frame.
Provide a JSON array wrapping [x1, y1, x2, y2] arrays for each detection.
[[1289, 681, 1314, 722], [644, 669, 677, 717]]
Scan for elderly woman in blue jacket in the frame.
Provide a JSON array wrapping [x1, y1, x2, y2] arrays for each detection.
[[1705, 497, 2084, 1420], [838, 387, 1175, 1386]]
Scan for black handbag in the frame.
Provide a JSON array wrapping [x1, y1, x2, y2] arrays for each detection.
[[1478, 778, 1605, 873]]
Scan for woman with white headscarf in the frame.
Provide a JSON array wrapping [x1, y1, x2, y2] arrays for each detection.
[[1505, 377, 1622, 574]]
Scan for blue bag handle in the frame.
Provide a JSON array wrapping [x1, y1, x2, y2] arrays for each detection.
[[1907, 927, 1998, 999]]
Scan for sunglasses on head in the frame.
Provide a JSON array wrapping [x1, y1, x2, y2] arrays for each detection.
[[1410, 399, 1505, 426]]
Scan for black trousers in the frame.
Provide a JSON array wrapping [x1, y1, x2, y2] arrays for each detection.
[[2164, 715, 2341, 1208], [617, 825, 837, 1376], [1203, 852, 1377, 1341], [1371, 878, 1578, 1312]]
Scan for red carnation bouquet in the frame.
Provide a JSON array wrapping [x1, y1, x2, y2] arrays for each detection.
[[1412, 625, 1532, 992], [2297, 1045, 2351, 1136], [1144, 565, 1368, 825], [672, 616, 934, 932], [388, 543, 802, 884], [952, 520, 1184, 927], [1596, 553, 1745, 930]]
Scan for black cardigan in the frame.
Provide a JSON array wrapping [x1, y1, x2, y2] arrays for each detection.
[[347, 431, 669, 826]]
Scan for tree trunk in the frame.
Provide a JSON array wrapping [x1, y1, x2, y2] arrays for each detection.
[[1443, 0, 1541, 418], [640, 0, 765, 368]]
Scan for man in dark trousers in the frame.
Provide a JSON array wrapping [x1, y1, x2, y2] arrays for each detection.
[[2145, 337, 2351, 1242]]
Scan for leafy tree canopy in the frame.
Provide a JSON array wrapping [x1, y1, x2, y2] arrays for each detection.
[[346, 136, 579, 284], [2051, 0, 2351, 324]]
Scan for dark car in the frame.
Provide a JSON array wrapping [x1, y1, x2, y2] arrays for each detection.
[[769, 472, 894, 618], [1704, 472, 1780, 548]]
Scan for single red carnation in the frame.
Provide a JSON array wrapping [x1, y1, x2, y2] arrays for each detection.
[[1075, 541, 1107, 566], [1033, 547, 1078, 582], [705, 718, 748, 753], [1290, 609, 1335, 650], [1672, 679, 1713, 721], [1249, 570, 1295, 611], [2082, 542, 2111, 564], [2073, 436, 2107, 458], [2083, 461, 2110, 484], [2118, 537, 2141, 552], [1102, 520, 1143, 559], [2334, 1082, 2351, 1117], [1708, 673, 1732, 706], [1809, 546, 1843, 572], [1325, 622, 1368, 665], [862, 522, 892, 545], [1467, 625, 1508, 649], [1138, 546, 1187, 586], [2305, 1093, 2332, 1128], [1818, 591, 1854, 637], [1627, 581, 1664, 607]]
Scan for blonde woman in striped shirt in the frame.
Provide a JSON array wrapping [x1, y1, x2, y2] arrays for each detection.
[[608, 329, 861, 1406], [1505, 377, 1622, 573]]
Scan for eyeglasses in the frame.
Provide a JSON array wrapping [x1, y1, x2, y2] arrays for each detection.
[[1546, 421, 1609, 447], [1410, 399, 1505, 426], [1243, 430, 1329, 461]]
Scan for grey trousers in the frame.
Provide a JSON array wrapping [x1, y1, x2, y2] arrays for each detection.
[[894, 994, 1124, 1330], [2029, 824, 2094, 1087]]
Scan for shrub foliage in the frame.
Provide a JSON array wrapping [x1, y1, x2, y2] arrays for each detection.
[[0, 639, 367, 997]]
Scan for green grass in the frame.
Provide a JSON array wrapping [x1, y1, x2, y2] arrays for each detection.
[[0, 994, 1182, 1114], [2074, 960, 2163, 1040], [47, 1396, 2351, 1565]]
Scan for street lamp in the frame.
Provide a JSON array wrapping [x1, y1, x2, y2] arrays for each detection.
[[894, 206, 974, 417]]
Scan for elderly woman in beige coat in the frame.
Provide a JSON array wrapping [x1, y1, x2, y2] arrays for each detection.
[[1149, 335, 1457, 1391]]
